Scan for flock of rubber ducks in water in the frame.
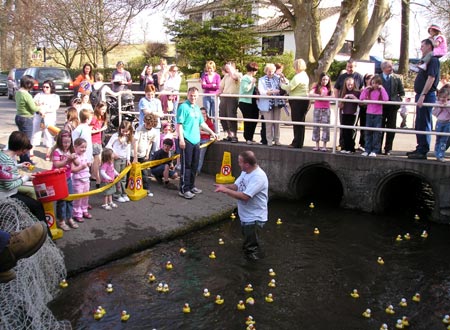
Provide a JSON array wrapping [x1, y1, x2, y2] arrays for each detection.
[[55, 207, 449, 329]]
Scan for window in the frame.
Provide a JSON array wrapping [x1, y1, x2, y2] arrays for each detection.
[[212, 10, 225, 18], [262, 35, 284, 56], [189, 13, 203, 23]]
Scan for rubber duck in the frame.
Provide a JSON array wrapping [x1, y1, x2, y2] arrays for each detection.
[[218, 238, 224, 245], [215, 295, 224, 305], [121, 310, 130, 322], [309, 202, 315, 209], [265, 293, 274, 303], [395, 319, 404, 329], [237, 300, 246, 310], [396, 235, 403, 242], [94, 308, 104, 320], [246, 315, 256, 325], [162, 283, 169, 293], [268, 279, 276, 288], [443, 315, 450, 324], [385, 304, 395, 314], [269, 268, 276, 277], [209, 251, 216, 259], [362, 308, 371, 318], [230, 212, 236, 220], [401, 316, 409, 327], [246, 297, 255, 305], [399, 298, 407, 307], [246, 324, 256, 330], [350, 289, 359, 298], [179, 247, 187, 255], [244, 284, 253, 292], [59, 279, 68, 288], [403, 233, 411, 240], [379, 323, 388, 330], [412, 293, 421, 302], [414, 214, 420, 220], [166, 261, 173, 270], [148, 273, 156, 282], [314, 227, 320, 235], [203, 288, 211, 297], [182, 303, 191, 313], [421, 230, 428, 238], [156, 283, 164, 292], [276, 218, 283, 225], [106, 283, 113, 293], [377, 257, 385, 265]]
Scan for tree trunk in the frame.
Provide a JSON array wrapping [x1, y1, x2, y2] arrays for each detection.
[[354, 0, 369, 51], [398, 0, 410, 75]]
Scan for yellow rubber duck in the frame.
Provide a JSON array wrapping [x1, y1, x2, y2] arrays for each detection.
[[218, 238, 224, 245], [245, 297, 255, 305], [421, 230, 428, 238], [380, 323, 388, 330], [106, 283, 113, 293], [244, 284, 253, 292], [362, 308, 371, 318], [395, 319, 404, 329], [230, 213, 236, 220], [98, 306, 106, 316], [377, 257, 385, 265], [414, 214, 420, 220], [309, 202, 315, 209], [269, 268, 276, 277], [399, 298, 407, 307], [162, 283, 170, 293], [403, 233, 411, 240], [209, 251, 216, 259], [183, 303, 191, 313], [265, 293, 274, 303], [148, 273, 156, 282], [385, 304, 395, 314], [314, 227, 320, 235], [276, 218, 283, 225], [179, 247, 187, 255], [121, 310, 130, 322], [268, 279, 276, 287], [94, 308, 104, 320], [350, 289, 359, 298], [246, 324, 256, 330], [203, 288, 211, 297], [215, 295, 224, 305], [237, 300, 246, 310], [395, 235, 403, 242], [402, 316, 410, 326], [166, 261, 173, 270], [443, 314, 450, 324], [412, 293, 421, 302], [246, 315, 256, 325], [59, 279, 69, 288], [156, 283, 164, 292]]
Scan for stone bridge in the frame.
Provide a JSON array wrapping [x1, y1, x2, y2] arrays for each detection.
[[203, 143, 450, 224]]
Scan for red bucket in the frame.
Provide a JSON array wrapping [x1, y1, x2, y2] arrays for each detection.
[[32, 168, 68, 203]]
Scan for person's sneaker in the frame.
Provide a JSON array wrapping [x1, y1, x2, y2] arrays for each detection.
[[164, 182, 178, 190], [102, 204, 112, 210], [361, 152, 369, 157], [437, 157, 446, 163], [246, 140, 253, 145], [369, 152, 377, 157], [407, 153, 427, 160], [231, 137, 238, 143], [191, 187, 202, 194], [109, 202, 118, 208], [0, 270, 16, 283], [179, 191, 196, 199], [147, 191, 154, 197], [122, 194, 130, 202], [115, 195, 127, 203], [406, 150, 419, 156]]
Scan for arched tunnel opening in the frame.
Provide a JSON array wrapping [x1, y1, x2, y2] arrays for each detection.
[[290, 165, 343, 207], [375, 173, 435, 220]]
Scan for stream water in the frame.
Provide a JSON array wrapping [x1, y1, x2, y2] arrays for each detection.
[[49, 200, 450, 330]]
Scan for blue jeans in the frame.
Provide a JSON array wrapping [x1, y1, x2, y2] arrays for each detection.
[[197, 139, 210, 174], [414, 92, 436, 154], [15, 115, 33, 163], [365, 114, 382, 154], [56, 177, 73, 220], [203, 95, 215, 118], [435, 120, 450, 159]]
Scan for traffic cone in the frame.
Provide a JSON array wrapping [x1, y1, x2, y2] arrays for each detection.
[[125, 162, 147, 201], [42, 201, 63, 240], [215, 151, 235, 184]]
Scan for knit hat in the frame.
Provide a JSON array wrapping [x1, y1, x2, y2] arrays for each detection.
[[428, 24, 441, 33]]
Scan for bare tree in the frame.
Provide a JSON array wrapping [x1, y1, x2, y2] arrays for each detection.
[[398, 0, 410, 74]]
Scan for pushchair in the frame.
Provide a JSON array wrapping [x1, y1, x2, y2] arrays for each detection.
[[105, 91, 138, 132]]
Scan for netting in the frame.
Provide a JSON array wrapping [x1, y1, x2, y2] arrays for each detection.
[[0, 198, 71, 330]]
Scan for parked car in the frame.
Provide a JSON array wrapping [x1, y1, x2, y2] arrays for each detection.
[[23, 67, 74, 105], [0, 73, 7, 96], [7, 67, 27, 100]]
